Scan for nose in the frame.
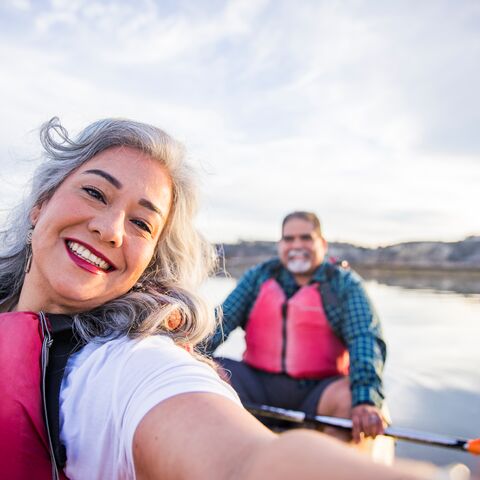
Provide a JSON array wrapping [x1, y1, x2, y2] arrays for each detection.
[[291, 236, 303, 248], [88, 209, 125, 247]]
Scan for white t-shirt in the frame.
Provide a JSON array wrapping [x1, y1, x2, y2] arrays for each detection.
[[60, 335, 240, 479]]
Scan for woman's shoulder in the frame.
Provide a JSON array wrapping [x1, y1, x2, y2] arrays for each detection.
[[61, 334, 240, 467], [65, 334, 239, 400], [67, 334, 202, 375]]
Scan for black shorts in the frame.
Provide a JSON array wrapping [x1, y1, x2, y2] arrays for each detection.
[[216, 357, 343, 415]]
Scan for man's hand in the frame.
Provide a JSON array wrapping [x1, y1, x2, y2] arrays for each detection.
[[351, 404, 385, 443]]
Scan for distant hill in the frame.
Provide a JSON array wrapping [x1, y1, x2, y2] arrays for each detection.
[[217, 236, 480, 277]]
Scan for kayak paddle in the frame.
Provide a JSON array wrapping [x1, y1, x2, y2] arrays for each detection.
[[245, 403, 480, 456]]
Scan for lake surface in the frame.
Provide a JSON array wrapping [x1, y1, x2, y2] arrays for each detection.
[[202, 274, 480, 470]]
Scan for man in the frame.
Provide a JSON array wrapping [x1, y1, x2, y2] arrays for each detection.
[[206, 211, 386, 442]]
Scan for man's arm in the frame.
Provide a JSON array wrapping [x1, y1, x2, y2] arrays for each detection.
[[336, 271, 386, 407], [332, 270, 387, 439], [204, 265, 263, 354]]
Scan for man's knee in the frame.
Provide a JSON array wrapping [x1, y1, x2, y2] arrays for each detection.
[[316, 378, 352, 417]]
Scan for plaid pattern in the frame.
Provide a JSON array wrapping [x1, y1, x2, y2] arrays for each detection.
[[208, 258, 386, 408]]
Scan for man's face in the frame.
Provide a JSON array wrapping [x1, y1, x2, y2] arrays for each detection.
[[278, 218, 327, 276]]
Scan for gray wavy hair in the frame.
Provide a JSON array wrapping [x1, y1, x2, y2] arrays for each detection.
[[0, 117, 217, 346]]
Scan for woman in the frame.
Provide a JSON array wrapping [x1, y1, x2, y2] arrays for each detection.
[[0, 117, 461, 480]]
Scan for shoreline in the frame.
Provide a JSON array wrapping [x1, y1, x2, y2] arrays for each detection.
[[352, 264, 480, 274], [218, 261, 480, 295], [220, 259, 480, 276]]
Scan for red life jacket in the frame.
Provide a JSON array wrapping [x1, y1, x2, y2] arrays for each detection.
[[0, 311, 75, 479], [243, 279, 349, 379]]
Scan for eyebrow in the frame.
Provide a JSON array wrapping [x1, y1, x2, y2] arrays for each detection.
[[139, 198, 164, 218], [83, 169, 122, 189], [282, 234, 314, 240], [83, 168, 165, 218]]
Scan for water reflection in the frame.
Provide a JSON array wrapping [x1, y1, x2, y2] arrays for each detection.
[[363, 280, 480, 471], [393, 387, 480, 471], [356, 267, 480, 295]]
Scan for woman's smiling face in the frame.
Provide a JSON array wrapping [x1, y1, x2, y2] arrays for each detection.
[[19, 146, 173, 313]]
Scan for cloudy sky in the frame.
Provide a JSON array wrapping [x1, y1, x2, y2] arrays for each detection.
[[0, 0, 479, 246]]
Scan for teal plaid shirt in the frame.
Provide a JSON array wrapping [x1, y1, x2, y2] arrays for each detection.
[[207, 258, 386, 408]]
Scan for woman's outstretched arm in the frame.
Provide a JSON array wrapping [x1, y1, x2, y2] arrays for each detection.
[[133, 392, 437, 480]]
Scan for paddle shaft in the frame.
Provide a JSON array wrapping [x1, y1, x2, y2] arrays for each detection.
[[245, 403, 478, 455]]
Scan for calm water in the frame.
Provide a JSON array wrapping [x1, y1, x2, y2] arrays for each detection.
[[202, 276, 480, 470]]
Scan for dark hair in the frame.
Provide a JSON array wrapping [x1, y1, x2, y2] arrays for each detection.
[[281, 211, 322, 236]]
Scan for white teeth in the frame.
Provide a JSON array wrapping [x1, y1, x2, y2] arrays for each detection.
[[67, 241, 111, 271], [288, 248, 309, 259]]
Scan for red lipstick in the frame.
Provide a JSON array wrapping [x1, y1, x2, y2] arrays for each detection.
[[64, 239, 116, 275]]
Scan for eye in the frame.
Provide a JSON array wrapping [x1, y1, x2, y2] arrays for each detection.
[[131, 219, 152, 234], [82, 186, 106, 204]]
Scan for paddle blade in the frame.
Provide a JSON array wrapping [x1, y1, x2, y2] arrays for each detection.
[[466, 439, 480, 455]]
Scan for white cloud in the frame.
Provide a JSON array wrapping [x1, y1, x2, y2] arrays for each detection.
[[0, 0, 479, 246], [8, 0, 31, 11]]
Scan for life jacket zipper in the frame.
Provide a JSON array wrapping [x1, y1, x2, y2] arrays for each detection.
[[281, 301, 288, 373], [39, 311, 60, 480]]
